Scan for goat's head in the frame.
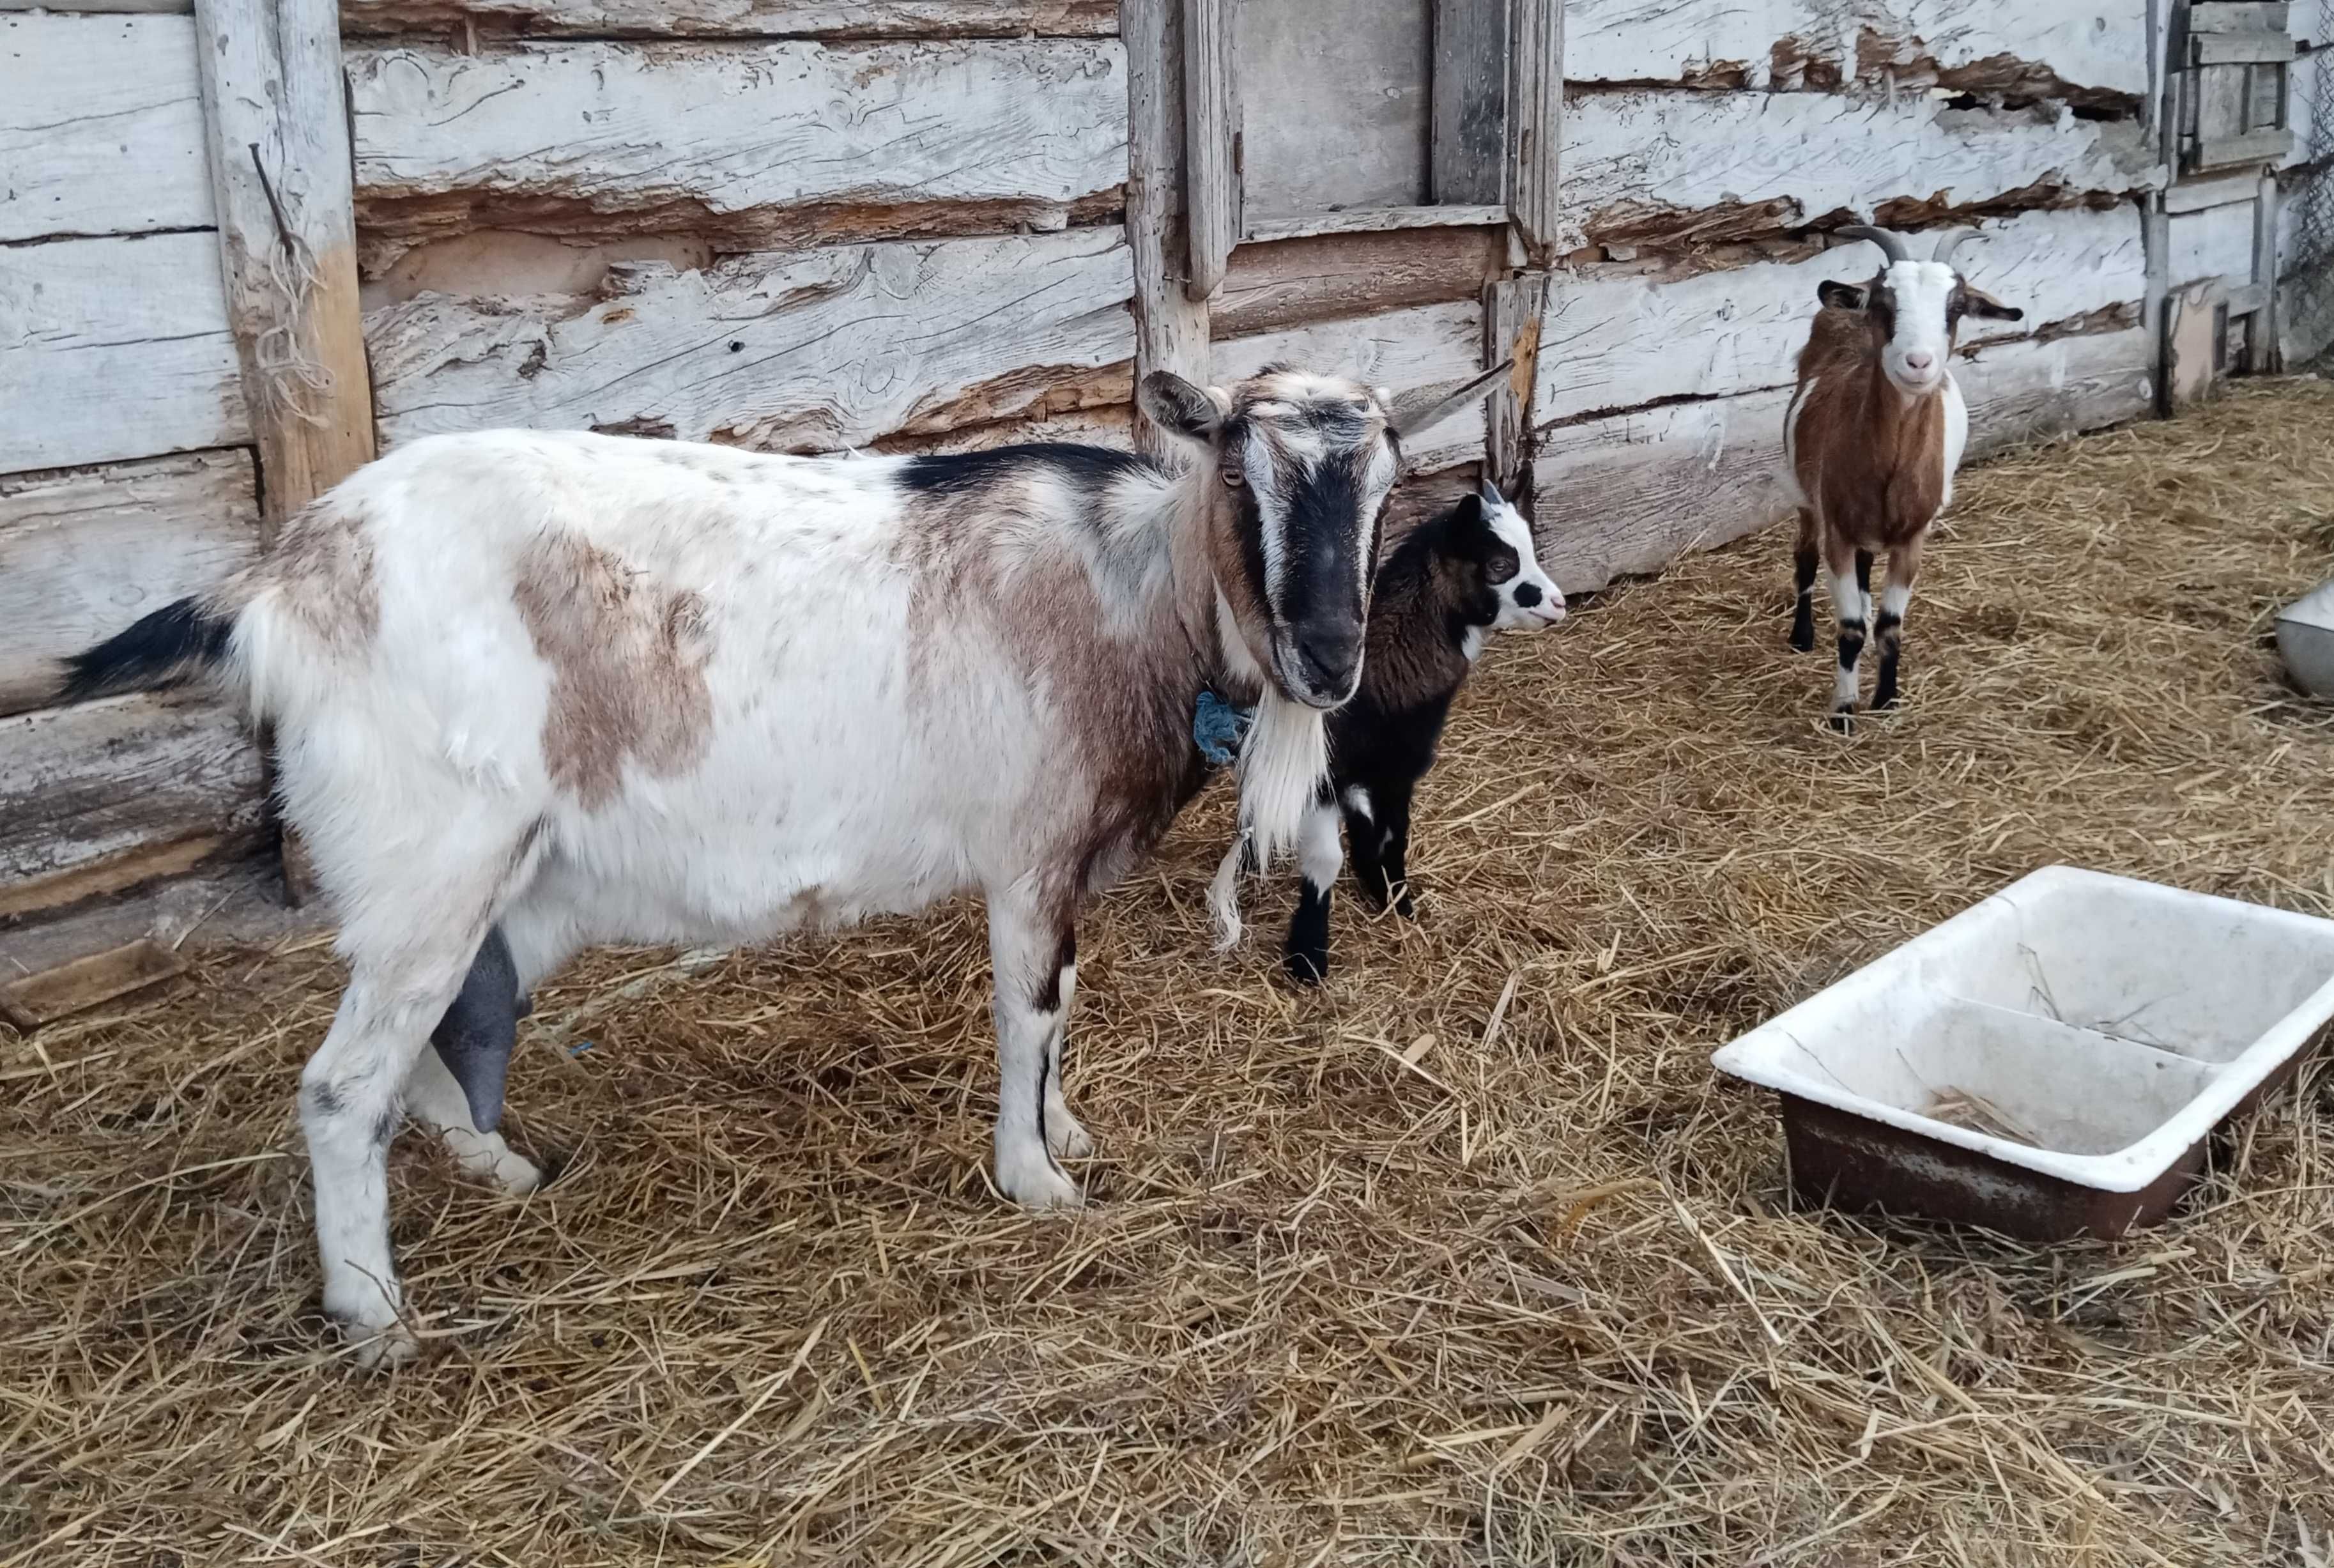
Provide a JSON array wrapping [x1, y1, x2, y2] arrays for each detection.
[[1816, 227, 2024, 398], [1448, 475, 1565, 637], [1139, 360, 1509, 709]]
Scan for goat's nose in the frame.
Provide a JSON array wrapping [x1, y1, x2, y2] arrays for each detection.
[[1294, 621, 1363, 689], [1903, 351, 1935, 373]]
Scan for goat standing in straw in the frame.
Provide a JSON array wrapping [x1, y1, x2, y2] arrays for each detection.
[[61, 362, 1505, 1365], [1784, 225, 2023, 729]]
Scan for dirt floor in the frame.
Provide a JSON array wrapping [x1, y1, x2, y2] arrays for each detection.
[[7, 381, 2334, 1567]]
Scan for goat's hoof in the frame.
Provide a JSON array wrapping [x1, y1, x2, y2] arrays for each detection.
[[491, 1149, 545, 1196], [1283, 944, 1328, 985], [1045, 1107, 1094, 1160], [1873, 686, 1900, 712], [1827, 706, 1856, 735], [996, 1146, 1084, 1211], [1789, 624, 1815, 653], [1393, 893, 1417, 919], [339, 1316, 420, 1371]]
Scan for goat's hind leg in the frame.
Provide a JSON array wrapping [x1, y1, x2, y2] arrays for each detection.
[[1789, 509, 1820, 652]]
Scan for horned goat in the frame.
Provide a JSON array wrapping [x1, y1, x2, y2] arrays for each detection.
[[1783, 224, 2023, 729], [61, 361, 1505, 1365]]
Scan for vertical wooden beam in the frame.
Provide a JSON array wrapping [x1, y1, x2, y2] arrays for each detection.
[[1506, 0, 1562, 259], [1483, 272, 1546, 497], [1181, 0, 1240, 302], [193, 0, 377, 903], [2253, 168, 2284, 369], [2144, 196, 2173, 415], [1126, 0, 1213, 459], [1431, 0, 1509, 205]]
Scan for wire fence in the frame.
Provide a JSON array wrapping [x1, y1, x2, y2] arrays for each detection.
[[2292, 45, 2334, 364]]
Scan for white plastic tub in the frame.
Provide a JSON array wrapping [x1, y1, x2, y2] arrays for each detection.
[[2277, 579, 2334, 698], [1712, 866, 2334, 1240]]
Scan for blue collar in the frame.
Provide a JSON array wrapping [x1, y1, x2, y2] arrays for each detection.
[[1192, 688, 1254, 765]]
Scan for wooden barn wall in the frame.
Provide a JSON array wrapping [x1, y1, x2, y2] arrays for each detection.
[[1535, 0, 2162, 594], [0, 13, 268, 924], [343, 6, 1139, 462]]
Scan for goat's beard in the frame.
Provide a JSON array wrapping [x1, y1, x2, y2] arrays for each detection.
[[1207, 686, 1330, 949]]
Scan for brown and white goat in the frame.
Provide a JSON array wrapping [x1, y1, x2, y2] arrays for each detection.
[[1784, 225, 2023, 728], [61, 361, 1505, 1365]]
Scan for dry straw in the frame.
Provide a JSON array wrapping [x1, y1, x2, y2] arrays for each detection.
[[6, 383, 2334, 1565]]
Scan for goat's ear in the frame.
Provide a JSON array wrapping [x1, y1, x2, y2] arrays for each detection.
[[1960, 286, 2023, 322], [1386, 359, 1512, 442], [1476, 473, 1508, 512], [1139, 371, 1231, 444], [1817, 280, 1868, 311]]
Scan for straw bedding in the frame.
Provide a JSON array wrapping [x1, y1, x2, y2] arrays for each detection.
[[6, 380, 2334, 1567]]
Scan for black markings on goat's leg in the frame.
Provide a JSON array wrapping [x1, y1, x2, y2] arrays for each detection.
[[1873, 610, 1904, 710], [1790, 542, 1819, 652], [1854, 550, 1874, 599]]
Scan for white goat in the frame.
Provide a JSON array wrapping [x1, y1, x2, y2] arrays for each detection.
[[63, 362, 1505, 1364]]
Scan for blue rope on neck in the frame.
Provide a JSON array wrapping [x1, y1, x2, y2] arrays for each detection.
[[1193, 688, 1254, 766]]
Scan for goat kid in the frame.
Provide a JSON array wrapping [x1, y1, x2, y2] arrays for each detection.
[[1783, 224, 2022, 730], [1282, 476, 1564, 983], [63, 361, 1506, 1365]]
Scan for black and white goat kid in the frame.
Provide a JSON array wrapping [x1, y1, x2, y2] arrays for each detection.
[[1206, 477, 1564, 981], [61, 360, 1507, 1364]]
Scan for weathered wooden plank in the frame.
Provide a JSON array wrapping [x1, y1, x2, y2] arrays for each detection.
[[1431, 0, 1507, 206], [348, 40, 1130, 259], [2168, 199, 2261, 288], [0, 939, 188, 1033], [1241, 204, 1509, 243], [1564, 0, 2151, 102], [1534, 206, 2147, 426], [0, 232, 248, 475], [0, 450, 260, 718], [367, 227, 1135, 450], [1234, 0, 1430, 226], [0, 15, 211, 243], [0, 693, 265, 920], [2190, 4, 2290, 35], [0, 1, 191, 12], [1182, 0, 1240, 298], [1125, 0, 1209, 457], [1507, 0, 1562, 254], [339, 1, 1117, 37], [1558, 89, 2160, 253], [1530, 328, 2152, 594], [2195, 31, 2296, 65], [1213, 225, 1501, 338], [196, 0, 378, 545], [1215, 299, 1487, 474]]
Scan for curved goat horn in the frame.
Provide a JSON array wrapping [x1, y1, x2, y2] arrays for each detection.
[[1931, 228, 1988, 269], [1835, 224, 1909, 264]]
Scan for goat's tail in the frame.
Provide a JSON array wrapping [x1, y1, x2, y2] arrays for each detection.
[[58, 597, 240, 704]]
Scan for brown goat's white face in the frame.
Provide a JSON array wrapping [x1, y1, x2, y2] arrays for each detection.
[[1817, 231, 2025, 399], [1140, 361, 1508, 709]]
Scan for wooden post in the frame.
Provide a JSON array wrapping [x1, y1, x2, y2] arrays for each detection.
[[1126, 0, 1213, 459], [2253, 168, 2283, 371], [1505, 0, 1563, 259], [192, 0, 378, 903], [1181, 0, 1240, 303], [1431, 0, 1509, 205], [1484, 272, 1546, 497]]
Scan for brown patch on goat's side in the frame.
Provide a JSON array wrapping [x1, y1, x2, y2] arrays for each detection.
[[269, 498, 381, 643], [511, 534, 716, 810]]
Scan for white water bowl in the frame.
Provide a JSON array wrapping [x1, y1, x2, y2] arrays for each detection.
[[2277, 579, 2334, 699], [1712, 866, 2334, 1240]]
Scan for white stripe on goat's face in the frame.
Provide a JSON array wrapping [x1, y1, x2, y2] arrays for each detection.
[[1231, 371, 1399, 707], [1865, 260, 1958, 397]]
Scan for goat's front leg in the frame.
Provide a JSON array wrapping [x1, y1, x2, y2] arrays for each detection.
[[1825, 543, 1871, 732], [1284, 785, 1344, 985], [986, 885, 1085, 1208], [1873, 530, 1924, 711]]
